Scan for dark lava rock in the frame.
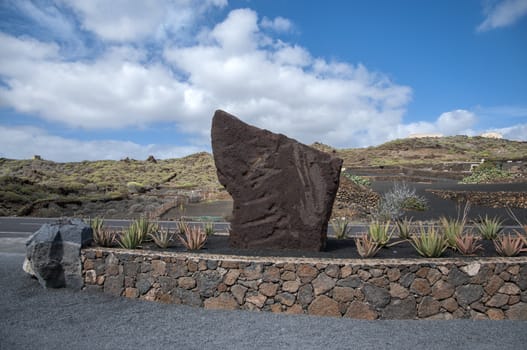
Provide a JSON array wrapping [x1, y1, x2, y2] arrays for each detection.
[[211, 110, 342, 251], [24, 218, 92, 289], [456, 284, 484, 307], [382, 296, 417, 319], [363, 283, 391, 308]]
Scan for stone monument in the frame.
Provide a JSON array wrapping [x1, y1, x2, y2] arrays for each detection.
[[211, 110, 342, 251]]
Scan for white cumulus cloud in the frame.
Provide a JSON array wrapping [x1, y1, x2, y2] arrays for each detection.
[[484, 124, 527, 140], [164, 8, 412, 147], [0, 35, 193, 129], [1, 7, 413, 150], [477, 0, 527, 31], [394, 109, 478, 138], [0, 125, 201, 162], [59, 0, 227, 42], [3, 4, 523, 162], [261, 16, 293, 32]]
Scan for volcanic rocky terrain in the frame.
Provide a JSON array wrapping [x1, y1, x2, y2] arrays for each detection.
[[1, 136, 526, 222]]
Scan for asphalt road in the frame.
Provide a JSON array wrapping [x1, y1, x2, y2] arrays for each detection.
[[2, 252, 527, 350], [1, 216, 527, 350]]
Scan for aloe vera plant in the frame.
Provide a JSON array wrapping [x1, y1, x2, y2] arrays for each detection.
[[177, 218, 189, 235], [131, 217, 157, 242], [494, 232, 524, 257], [410, 225, 448, 258], [455, 233, 483, 256], [331, 217, 350, 239], [118, 225, 142, 249], [88, 217, 115, 247], [149, 227, 175, 248], [178, 225, 207, 251], [475, 215, 503, 240], [506, 207, 527, 249], [204, 222, 215, 236], [395, 217, 413, 240], [368, 220, 393, 247], [355, 234, 381, 258], [439, 202, 470, 248]]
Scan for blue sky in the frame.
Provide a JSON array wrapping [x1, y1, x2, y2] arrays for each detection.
[[1, 0, 526, 161]]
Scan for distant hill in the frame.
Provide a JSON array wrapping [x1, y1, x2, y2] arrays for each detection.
[[333, 135, 527, 167], [1, 135, 525, 217], [2, 135, 525, 190]]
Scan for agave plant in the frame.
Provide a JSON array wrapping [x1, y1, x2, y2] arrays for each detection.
[[331, 217, 350, 239], [494, 232, 525, 257], [475, 215, 503, 240], [178, 225, 207, 251], [410, 224, 448, 258], [87, 217, 116, 247], [131, 217, 157, 243], [439, 202, 470, 248], [149, 227, 175, 249], [367, 220, 393, 247], [88, 216, 104, 233], [177, 218, 189, 235], [96, 229, 117, 247], [455, 232, 483, 256], [439, 217, 465, 248], [204, 222, 215, 236], [395, 217, 414, 240], [506, 207, 527, 248], [118, 224, 142, 249], [355, 234, 381, 258]]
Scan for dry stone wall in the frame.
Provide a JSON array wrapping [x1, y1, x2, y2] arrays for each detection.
[[82, 248, 527, 320]]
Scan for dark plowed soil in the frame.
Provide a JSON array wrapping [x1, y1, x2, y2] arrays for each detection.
[[371, 181, 527, 225]]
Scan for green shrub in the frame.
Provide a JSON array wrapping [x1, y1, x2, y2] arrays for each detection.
[[375, 182, 427, 220], [401, 197, 427, 211], [0, 191, 28, 203], [461, 164, 512, 184], [126, 181, 146, 193], [343, 173, 371, 186], [88, 216, 104, 232]]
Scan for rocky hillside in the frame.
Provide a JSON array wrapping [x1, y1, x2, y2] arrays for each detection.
[[0, 153, 219, 217], [333, 136, 527, 167], [1, 136, 525, 218]]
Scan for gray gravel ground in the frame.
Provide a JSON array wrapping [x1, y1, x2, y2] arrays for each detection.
[[1, 252, 526, 350]]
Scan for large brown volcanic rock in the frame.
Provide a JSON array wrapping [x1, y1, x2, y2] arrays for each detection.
[[211, 110, 342, 251]]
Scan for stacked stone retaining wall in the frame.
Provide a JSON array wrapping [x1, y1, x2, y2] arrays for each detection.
[[82, 248, 527, 320]]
